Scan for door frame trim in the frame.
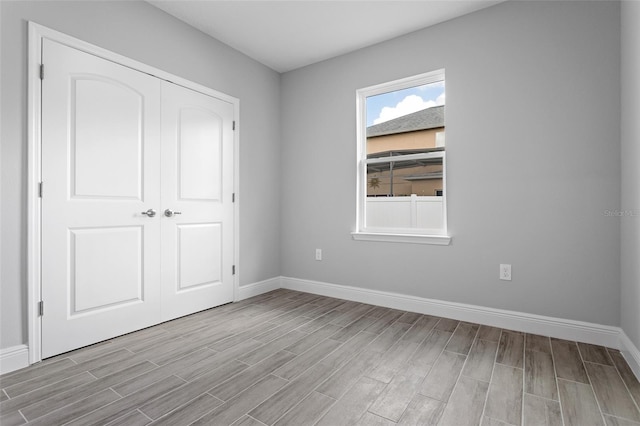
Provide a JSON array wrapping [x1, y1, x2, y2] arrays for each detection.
[[27, 22, 240, 364]]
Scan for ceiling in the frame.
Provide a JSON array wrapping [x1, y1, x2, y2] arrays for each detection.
[[148, 1, 504, 73]]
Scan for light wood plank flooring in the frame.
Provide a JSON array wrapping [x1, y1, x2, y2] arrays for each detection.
[[1, 289, 639, 425]]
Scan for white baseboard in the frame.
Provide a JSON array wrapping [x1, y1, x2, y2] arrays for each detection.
[[281, 276, 622, 349], [236, 276, 282, 301], [620, 331, 640, 380], [0, 344, 29, 375], [4, 275, 638, 379]]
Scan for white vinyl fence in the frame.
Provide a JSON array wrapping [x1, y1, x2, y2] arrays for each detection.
[[366, 195, 443, 229]]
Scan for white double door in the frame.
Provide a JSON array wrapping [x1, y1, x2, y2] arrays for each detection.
[[40, 40, 235, 358]]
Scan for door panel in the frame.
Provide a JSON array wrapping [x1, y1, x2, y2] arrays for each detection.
[[41, 40, 162, 358], [177, 223, 222, 290], [70, 226, 143, 313], [161, 82, 234, 321], [72, 77, 143, 199], [178, 107, 223, 201]]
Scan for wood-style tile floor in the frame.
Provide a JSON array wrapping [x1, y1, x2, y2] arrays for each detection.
[[2, 289, 640, 426]]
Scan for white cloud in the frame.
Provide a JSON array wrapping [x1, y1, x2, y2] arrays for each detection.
[[373, 93, 445, 125]]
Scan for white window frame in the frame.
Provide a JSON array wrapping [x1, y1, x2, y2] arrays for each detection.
[[352, 70, 451, 245]]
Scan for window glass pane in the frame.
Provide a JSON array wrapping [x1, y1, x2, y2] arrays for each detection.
[[367, 157, 443, 197], [362, 77, 445, 232], [365, 80, 445, 198], [367, 81, 444, 149]]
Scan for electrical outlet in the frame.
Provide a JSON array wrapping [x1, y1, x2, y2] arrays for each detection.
[[500, 264, 512, 281], [315, 249, 322, 261]]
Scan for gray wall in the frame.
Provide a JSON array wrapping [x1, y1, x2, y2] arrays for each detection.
[[0, 1, 282, 350], [621, 0, 640, 348], [280, 0, 621, 325], [0, 0, 628, 354]]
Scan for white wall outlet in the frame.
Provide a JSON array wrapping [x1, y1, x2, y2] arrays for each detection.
[[315, 249, 322, 261], [500, 264, 512, 281]]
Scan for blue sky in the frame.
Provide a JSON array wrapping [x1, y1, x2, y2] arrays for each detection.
[[366, 81, 445, 127]]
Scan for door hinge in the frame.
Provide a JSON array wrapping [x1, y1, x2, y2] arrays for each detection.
[[38, 301, 44, 316], [232, 265, 236, 275], [38, 182, 43, 198], [232, 193, 235, 203], [40, 64, 44, 80], [232, 121, 236, 131]]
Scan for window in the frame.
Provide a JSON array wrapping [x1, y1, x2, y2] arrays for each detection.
[[352, 70, 451, 245]]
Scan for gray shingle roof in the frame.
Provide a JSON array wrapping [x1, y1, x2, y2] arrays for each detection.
[[367, 105, 444, 138]]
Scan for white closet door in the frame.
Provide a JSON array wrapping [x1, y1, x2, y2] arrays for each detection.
[[160, 82, 235, 321], [41, 40, 162, 358]]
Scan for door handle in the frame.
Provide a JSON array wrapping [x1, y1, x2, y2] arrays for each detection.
[[164, 209, 182, 218], [141, 209, 156, 217]]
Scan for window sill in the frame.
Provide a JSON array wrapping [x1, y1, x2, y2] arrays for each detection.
[[351, 231, 451, 245]]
